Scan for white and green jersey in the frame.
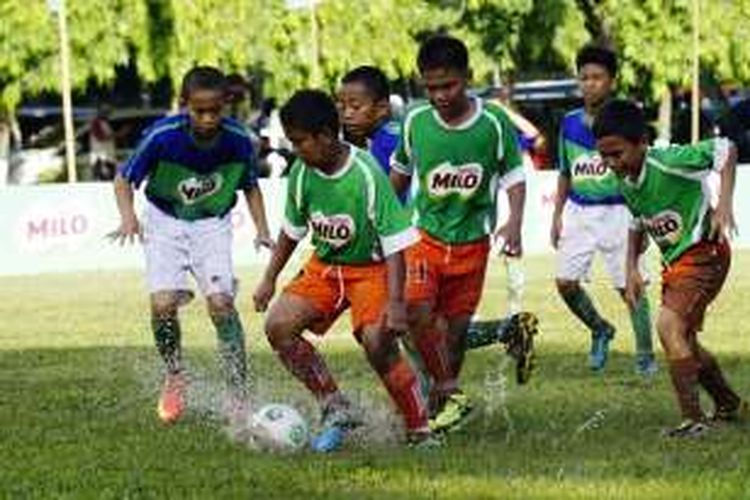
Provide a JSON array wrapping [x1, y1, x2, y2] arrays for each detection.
[[391, 98, 524, 244], [283, 146, 418, 265], [617, 138, 731, 264]]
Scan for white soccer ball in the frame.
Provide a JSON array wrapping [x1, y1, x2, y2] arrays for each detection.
[[249, 403, 309, 451]]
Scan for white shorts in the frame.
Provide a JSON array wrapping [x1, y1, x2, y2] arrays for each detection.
[[555, 202, 644, 289], [143, 202, 237, 298]]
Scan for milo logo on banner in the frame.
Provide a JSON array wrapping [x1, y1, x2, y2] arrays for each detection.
[[427, 162, 483, 198], [310, 212, 356, 248], [643, 210, 683, 245], [178, 173, 223, 205], [572, 153, 608, 178]]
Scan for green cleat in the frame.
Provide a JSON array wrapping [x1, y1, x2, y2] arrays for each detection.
[[429, 391, 474, 434], [505, 312, 539, 385]]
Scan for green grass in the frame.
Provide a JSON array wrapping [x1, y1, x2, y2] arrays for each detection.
[[2, 252, 750, 499]]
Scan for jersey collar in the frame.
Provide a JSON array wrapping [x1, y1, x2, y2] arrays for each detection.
[[432, 97, 483, 131], [309, 144, 355, 180]]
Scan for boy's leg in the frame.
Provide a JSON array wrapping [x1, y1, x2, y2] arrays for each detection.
[[694, 341, 741, 418], [206, 293, 248, 403], [407, 303, 457, 413], [359, 325, 430, 440], [151, 291, 187, 424], [557, 203, 614, 370], [265, 293, 339, 403], [657, 307, 704, 424]]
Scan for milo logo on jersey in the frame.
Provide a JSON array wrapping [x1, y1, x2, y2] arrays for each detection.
[[572, 153, 608, 178], [178, 173, 223, 205], [427, 162, 483, 198], [310, 212, 356, 249], [643, 210, 683, 245]]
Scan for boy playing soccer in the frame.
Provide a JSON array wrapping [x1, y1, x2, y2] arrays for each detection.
[[338, 65, 534, 387], [594, 99, 746, 437], [551, 45, 656, 375], [390, 34, 538, 433], [112, 66, 272, 424], [252, 90, 436, 452]]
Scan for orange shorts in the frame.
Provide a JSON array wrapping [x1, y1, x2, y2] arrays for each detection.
[[404, 230, 490, 318], [283, 255, 388, 336], [661, 240, 731, 329]]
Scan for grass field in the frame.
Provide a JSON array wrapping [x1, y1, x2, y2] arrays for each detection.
[[2, 251, 750, 499]]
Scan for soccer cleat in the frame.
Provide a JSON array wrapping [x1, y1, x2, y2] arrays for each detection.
[[589, 323, 615, 372], [635, 353, 658, 377], [429, 391, 474, 434], [406, 430, 444, 449], [505, 312, 539, 385], [310, 396, 361, 453], [157, 372, 186, 424], [708, 400, 750, 423], [661, 419, 712, 439]]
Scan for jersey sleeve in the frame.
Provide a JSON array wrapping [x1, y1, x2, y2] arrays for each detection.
[[282, 161, 309, 241], [118, 126, 161, 188], [655, 138, 732, 173], [236, 134, 259, 189], [368, 164, 418, 256], [390, 117, 413, 176], [494, 108, 525, 190], [557, 122, 571, 176]]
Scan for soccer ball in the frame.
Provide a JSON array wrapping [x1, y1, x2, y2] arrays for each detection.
[[249, 403, 309, 451]]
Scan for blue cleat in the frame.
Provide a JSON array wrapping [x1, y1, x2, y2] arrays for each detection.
[[310, 394, 361, 453], [311, 425, 347, 453], [635, 353, 658, 377], [589, 324, 615, 372]]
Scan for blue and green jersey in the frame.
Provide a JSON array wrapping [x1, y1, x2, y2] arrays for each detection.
[[119, 114, 258, 221], [558, 108, 623, 205]]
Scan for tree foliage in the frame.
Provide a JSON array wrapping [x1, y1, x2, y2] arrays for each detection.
[[1, 0, 749, 112]]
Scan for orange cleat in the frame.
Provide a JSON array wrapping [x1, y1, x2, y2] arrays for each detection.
[[157, 372, 186, 424]]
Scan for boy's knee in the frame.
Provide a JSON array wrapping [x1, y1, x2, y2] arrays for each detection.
[[556, 279, 579, 297], [151, 292, 179, 318], [264, 313, 298, 350], [360, 328, 398, 371], [407, 303, 433, 333], [207, 293, 235, 317]]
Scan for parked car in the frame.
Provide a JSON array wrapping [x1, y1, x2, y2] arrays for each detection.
[[9, 107, 166, 184]]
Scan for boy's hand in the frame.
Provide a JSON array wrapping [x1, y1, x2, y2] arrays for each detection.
[[494, 221, 523, 257], [254, 234, 276, 251], [385, 299, 408, 334], [624, 268, 644, 309], [709, 203, 737, 242], [252, 277, 276, 312], [550, 213, 562, 249], [108, 214, 142, 245]]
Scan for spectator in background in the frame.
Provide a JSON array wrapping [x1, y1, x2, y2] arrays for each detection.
[[491, 86, 550, 170], [90, 104, 117, 181]]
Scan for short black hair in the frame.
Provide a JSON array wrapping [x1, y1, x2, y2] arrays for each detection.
[[592, 99, 646, 142], [280, 89, 339, 135], [417, 34, 469, 74], [576, 45, 617, 78], [341, 65, 390, 102], [180, 66, 227, 100]]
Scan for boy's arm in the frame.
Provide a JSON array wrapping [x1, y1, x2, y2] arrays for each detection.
[[496, 181, 526, 256], [252, 232, 298, 312], [550, 173, 570, 249], [111, 173, 142, 245], [389, 170, 412, 198], [711, 141, 738, 242], [243, 186, 274, 250], [385, 251, 408, 334], [494, 108, 526, 256], [624, 226, 646, 308]]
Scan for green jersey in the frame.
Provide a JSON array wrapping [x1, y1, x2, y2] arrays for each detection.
[[616, 138, 731, 264], [283, 146, 417, 265], [392, 98, 523, 244], [558, 108, 623, 205]]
